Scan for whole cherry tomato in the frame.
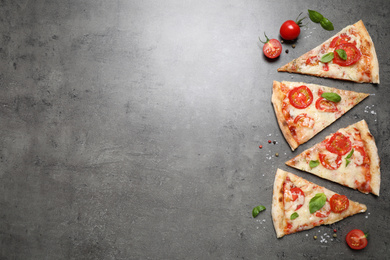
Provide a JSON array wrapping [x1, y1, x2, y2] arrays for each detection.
[[259, 33, 282, 59], [280, 13, 306, 40]]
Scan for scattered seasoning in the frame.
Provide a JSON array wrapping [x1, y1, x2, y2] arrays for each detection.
[[273, 140, 277, 144], [333, 229, 337, 233], [275, 153, 279, 157], [292, 44, 296, 48], [281, 40, 284, 44], [313, 235, 317, 240], [268, 140, 272, 144], [333, 233, 337, 238], [259, 145, 263, 149], [285, 49, 289, 53]]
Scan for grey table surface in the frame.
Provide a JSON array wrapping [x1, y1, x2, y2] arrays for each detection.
[[1, 0, 390, 259]]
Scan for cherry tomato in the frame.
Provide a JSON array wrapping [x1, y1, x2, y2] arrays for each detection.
[[333, 43, 361, 67], [346, 229, 368, 250], [326, 132, 352, 156], [305, 56, 319, 66], [288, 85, 313, 109], [329, 34, 353, 48], [280, 20, 301, 40], [290, 187, 305, 210], [280, 13, 306, 41], [259, 33, 282, 59], [319, 153, 342, 170], [294, 113, 315, 128], [330, 194, 349, 213], [315, 97, 338, 112], [352, 145, 367, 166]]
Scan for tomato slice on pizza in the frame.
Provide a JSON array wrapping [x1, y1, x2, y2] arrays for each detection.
[[286, 120, 381, 196], [272, 81, 369, 151], [277, 20, 379, 83], [272, 169, 367, 238]]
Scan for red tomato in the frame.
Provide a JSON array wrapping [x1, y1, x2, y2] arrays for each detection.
[[330, 194, 349, 213], [288, 86, 313, 109], [259, 33, 282, 59], [280, 20, 301, 40], [294, 113, 314, 128], [326, 132, 352, 156], [333, 43, 361, 66], [329, 34, 352, 48], [315, 97, 338, 112], [305, 56, 319, 66], [352, 145, 367, 166], [319, 153, 342, 170], [346, 229, 368, 250], [290, 187, 305, 210]]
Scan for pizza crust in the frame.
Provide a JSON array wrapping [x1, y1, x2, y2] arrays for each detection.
[[272, 169, 367, 238], [271, 81, 299, 151], [354, 120, 381, 195]]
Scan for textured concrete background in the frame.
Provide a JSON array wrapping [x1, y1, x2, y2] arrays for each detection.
[[1, 0, 389, 259]]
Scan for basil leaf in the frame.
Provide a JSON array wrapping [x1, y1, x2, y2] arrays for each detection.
[[320, 18, 334, 31], [346, 148, 354, 159], [309, 193, 326, 214], [320, 52, 334, 63], [309, 160, 320, 168], [321, 92, 341, 102], [290, 212, 299, 220], [346, 158, 351, 167], [335, 49, 347, 60], [308, 10, 324, 23], [252, 205, 266, 218]]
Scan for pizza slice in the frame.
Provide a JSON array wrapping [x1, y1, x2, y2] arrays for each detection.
[[272, 168, 367, 238], [286, 120, 380, 195], [272, 80, 369, 151], [278, 20, 379, 83]]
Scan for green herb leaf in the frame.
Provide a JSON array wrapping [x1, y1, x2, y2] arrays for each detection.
[[309, 160, 320, 168], [308, 10, 324, 23], [346, 158, 351, 167], [252, 205, 266, 218], [346, 148, 354, 159], [320, 52, 334, 63], [309, 193, 326, 214], [320, 18, 334, 31], [290, 212, 299, 220], [335, 49, 347, 60], [321, 92, 341, 102]]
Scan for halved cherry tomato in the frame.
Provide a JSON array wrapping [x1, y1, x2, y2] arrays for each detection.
[[259, 33, 282, 59], [315, 97, 338, 112], [290, 187, 305, 210], [330, 194, 349, 213], [333, 43, 361, 66], [315, 200, 331, 218], [346, 229, 368, 250], [326, 132, 352, 156], [329, 34, 353, 48], [319, 153, 342, 170], [288, 86, 313, 109], [294, 113, 315, 128]]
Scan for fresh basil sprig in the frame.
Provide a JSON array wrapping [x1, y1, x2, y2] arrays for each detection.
[[322, 92, 341, 102], [309, 160, 320, 168], [309, 193, 326, 214], [290, 212, 299, 220], [252, 205, 266, 218], [321, 52, 334, 63], [335, 49, 347, 60], [308, 10, 334, 31]]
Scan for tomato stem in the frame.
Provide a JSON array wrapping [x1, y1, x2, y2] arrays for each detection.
[[258, 32, 270, 44], [296, 12, 307, 27]]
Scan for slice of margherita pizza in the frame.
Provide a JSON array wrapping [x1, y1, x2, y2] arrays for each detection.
[[272, 169, 367, 238], [278, 20, 379, 83], [272, 80, 369, 151], [286, 120, 380, 195]]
